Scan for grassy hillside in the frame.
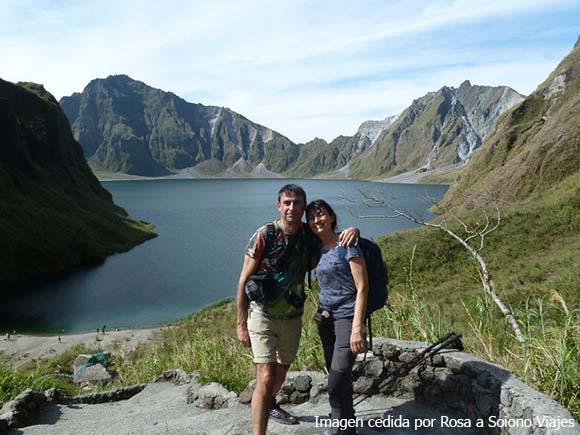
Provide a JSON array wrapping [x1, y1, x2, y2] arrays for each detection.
[[285, 137, 355, 177], [442, 37, 580, 209], [0, 79, 156, 290]]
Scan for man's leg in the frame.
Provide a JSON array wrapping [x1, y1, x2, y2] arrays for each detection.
[[272, 362, 290, 395], [252, 362, 277, 435], [267, 315, 301, 425]]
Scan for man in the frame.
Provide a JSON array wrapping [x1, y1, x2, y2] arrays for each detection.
[[236, 184, 358, 435]]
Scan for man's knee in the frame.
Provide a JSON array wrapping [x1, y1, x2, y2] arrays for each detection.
[[255, 364, 277, 393]]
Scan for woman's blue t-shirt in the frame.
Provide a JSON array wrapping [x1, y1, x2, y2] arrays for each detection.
[[316, 244, 363, 318]]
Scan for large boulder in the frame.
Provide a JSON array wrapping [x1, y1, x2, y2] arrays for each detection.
[[188, 383, 238, 409], [73, 353, 112, 384]]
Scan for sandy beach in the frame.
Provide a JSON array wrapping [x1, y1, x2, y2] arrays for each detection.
[[0, 327, 160, 369]]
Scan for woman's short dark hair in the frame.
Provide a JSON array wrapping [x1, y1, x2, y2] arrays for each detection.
[[306, 199, 338, 230]]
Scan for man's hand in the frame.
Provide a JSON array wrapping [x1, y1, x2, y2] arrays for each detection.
[[237, 323, 251, 348], [236, 254, 260, 348], [339, 226, 360, 246]]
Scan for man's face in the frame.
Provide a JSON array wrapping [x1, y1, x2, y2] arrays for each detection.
[[277, 192, 305, 226]]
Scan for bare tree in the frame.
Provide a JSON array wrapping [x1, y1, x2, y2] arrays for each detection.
[[351, 191, 525, 343]]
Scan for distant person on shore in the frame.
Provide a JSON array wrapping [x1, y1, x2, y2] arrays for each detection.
[[102, 325, 106, 335], [307, 199, 368, 435], [236, 184, 359, 435]]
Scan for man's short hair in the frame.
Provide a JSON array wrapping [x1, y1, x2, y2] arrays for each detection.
[[278, 184, 307, 204]]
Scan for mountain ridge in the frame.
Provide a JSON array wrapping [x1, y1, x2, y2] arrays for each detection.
[[60, 75, 522, 180]]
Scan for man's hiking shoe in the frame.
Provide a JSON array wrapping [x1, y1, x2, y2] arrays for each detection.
[[269, 402, 298, 425]]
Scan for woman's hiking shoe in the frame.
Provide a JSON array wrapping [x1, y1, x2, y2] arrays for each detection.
[[269, 401, 298, 425]]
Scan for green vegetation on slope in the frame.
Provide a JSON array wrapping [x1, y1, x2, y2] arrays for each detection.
[[442, 38, 580, 208], [0, 78, 156, 290], [0, 173, 156, 288], [284, 137, 353, 177], [380, 171, 580, 316]]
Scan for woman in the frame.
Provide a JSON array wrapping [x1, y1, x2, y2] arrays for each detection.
[[306, 199, 368, 435]]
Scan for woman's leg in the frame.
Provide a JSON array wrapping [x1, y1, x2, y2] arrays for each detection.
[[327, 317, 357, 434], [316, 314, 336, 371]]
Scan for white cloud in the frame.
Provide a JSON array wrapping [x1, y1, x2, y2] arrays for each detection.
[[0, 0, 578, 143]]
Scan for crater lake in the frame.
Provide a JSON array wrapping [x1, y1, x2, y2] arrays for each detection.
[[0, 179, 447, 333]]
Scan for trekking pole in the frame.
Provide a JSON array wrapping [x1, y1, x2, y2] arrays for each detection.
[[353, 331, 463, 408]]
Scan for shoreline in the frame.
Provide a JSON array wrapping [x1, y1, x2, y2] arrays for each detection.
[[0, 326, 161, 369], [95, 165, 459, 185]]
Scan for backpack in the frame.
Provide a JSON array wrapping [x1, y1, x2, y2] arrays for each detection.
[[358, 238, 388, 317]]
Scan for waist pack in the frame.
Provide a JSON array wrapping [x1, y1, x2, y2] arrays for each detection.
[[245, 273, 278, 303]]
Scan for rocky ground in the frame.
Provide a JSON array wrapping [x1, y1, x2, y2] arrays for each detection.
[[7, 379, 477, 435]]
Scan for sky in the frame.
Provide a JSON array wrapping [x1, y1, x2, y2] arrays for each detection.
[[1, 0, 580, 144]]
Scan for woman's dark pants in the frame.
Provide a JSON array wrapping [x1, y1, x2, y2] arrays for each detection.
[[316, 315, 357, 435]]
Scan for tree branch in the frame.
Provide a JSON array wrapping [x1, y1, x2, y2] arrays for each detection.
[[351, 190, 525, 343]]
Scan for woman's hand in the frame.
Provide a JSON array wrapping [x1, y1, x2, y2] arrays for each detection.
[[350, 329, 366, 354]]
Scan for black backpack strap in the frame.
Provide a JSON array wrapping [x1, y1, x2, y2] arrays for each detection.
[[264, 222, 277, 254], [264, 221, 300, 275], [262, 222, 281, 274]]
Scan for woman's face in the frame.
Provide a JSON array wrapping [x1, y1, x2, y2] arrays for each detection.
[[307, 206, 335, 236]]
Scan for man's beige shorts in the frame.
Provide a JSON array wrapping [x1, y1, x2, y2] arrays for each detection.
[[247, 310, 302, 365]]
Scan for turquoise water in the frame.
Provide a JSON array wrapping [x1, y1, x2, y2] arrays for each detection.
[[0, 179, 447, 333]]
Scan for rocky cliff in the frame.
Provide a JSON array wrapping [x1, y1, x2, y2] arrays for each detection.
[[348, 82, 524, 178], [286, 116, 398, 177], [60, 75, 524, 181], [441, 36, 580, 208], [60, 75, 298, 177], [0, 79, 155, 290]]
